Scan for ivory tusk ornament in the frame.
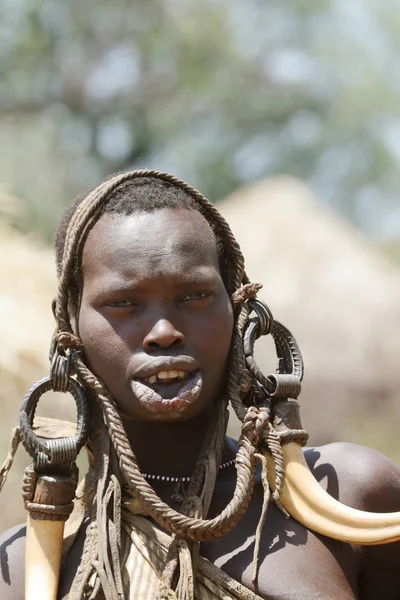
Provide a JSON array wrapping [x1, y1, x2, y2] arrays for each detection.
[[25, 515, 65, 600], [266, 442, 400, 545]]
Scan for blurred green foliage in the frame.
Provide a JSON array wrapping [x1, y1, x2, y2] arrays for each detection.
[[1, 0, 400, 242], [383, 241, 400, 264]]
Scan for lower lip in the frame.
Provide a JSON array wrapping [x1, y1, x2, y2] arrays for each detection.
[[130, 371, 203, 413]]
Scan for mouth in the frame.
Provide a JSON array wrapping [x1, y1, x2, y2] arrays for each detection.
[[130, 367, 203, 413]]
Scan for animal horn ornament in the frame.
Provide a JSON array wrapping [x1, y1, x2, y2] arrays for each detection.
[[266, 441, 400, 545], [245, 299, 400, 545], [19, 370, 90, 600]]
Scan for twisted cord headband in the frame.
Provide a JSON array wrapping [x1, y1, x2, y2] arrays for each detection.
[[54, 169, 248, 339], [48, 169, 266, 546]]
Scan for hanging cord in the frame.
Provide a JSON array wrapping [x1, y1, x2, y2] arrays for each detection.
[[0, 427, 20, 493], [156, 399, 229, 600], [252, 452, 270, 591], [72, 350, 260, 541], [263, 424, 289, 517], [69, 407, 124, 600]]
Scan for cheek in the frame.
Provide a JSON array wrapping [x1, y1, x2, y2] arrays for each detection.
[[194, 299, 234, 365], [215, 308, 234, 357], [78, 305, 128, 374]]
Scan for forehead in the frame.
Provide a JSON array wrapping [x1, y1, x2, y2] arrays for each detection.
[[81, 208, 221, 282]]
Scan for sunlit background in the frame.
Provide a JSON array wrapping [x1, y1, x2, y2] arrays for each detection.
[[1, 0, 400, 530]]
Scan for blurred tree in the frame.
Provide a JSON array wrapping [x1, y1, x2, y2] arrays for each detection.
[[383, 241, 400, 264], [0, 0, 400, 242]]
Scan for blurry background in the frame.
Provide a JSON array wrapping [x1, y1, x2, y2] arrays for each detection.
[[1, 0, 400, 530]]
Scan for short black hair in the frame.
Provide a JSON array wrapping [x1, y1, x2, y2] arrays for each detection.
[[55, 176, 225, 309]]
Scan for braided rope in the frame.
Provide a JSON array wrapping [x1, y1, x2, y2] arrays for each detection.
[[74, 353, 261, 542], [229, 305, 251, 422], [50, 169, 305, 597], [69, 521, 99, 599], [263, 425, 289, 518], [157, 398, 227, 597], [0, 427, 20, 493], [252, 452, 270, 591]]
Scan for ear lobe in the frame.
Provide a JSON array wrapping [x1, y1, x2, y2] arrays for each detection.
[[52, 296, 79, 334], [51, 297, 57, 318]]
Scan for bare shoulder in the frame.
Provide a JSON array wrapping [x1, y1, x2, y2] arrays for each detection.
[[0, 523, 26, 600], [0, 517, 87, 600], [305, 441, 400, 510], [306, 441, 400, 600]]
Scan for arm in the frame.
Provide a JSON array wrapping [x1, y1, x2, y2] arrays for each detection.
[[352, 448, 400, 600], [0, 517, 87, 600], [313, 442, 400, 600], [0, 524, 26, 600]]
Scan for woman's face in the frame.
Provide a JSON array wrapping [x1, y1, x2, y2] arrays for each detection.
[[78, 208, 234, 422]]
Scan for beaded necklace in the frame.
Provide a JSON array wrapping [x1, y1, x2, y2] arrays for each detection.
[[142, 458, 235, 483]]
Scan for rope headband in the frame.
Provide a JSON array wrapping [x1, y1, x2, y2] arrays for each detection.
[[54, 169, 251, 343]]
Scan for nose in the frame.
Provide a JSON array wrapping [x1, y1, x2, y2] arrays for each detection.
[[143, 319, 185, 351]]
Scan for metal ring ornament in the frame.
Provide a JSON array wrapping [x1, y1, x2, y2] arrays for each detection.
[[243, 301, 304, 399], [271, 320, 304, 382], [247, 298, 273, 336], [50, 351, 71, 392], [244, 319, 276, 395], [20, 376, 90, 467]]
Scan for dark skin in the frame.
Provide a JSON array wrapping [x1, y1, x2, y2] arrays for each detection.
[[2, 208, 400, 599]]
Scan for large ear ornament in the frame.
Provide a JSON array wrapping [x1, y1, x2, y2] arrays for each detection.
[[243, 298, 303, 405], [19, 343, 91, 600], [244, 299, 400, 545]]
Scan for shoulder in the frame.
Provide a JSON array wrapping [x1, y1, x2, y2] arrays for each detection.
[[0, 523, 26, 600], [0, 516, 88, 600], [305, 442, 400, 600], [304, 442, 400, 511]]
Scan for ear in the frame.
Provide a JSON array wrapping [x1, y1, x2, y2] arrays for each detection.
[[52, 297, 77, 335], [51, 297, 57, 318]]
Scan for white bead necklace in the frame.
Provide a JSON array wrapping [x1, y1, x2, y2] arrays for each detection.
[[142, 458, 235, 483]]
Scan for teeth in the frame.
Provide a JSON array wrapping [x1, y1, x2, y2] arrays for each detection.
[[157, 370, 172, 380], [144, 370, 188, 384]]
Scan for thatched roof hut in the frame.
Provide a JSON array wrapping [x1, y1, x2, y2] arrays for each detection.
[[0, 198, 57, 529], [219, 177, 400, 455], [0, 224, 55, 387]]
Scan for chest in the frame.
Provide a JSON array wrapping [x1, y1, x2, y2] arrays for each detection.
[[200, 491, 360, 600], [59, 486, 361, 600]]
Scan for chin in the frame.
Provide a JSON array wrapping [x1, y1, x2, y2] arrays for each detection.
[[118, 396, 214, 424]]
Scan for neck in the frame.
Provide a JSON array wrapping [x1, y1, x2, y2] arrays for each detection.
[[121, 408, 226, 478]]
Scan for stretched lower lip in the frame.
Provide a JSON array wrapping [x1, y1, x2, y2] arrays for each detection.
[[130, 370, 203, 413]]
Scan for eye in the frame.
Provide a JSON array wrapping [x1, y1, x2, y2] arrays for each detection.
[[107, 299, 139, 308], [181, 291, 212, 302]]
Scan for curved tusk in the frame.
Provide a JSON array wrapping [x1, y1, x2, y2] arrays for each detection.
[[266, 442, 400, 545], [25, 514, 64, 600]]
